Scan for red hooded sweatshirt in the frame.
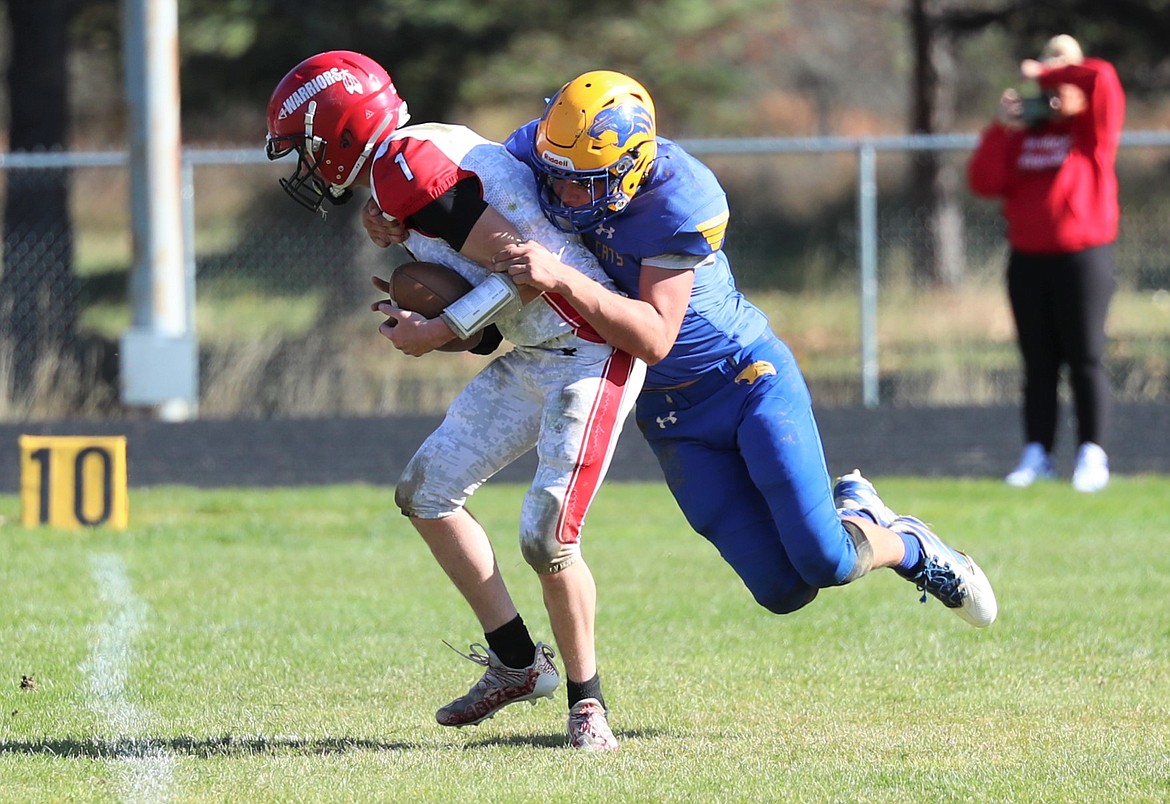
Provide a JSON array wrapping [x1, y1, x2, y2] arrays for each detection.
[[967, 57, 1125, 254]]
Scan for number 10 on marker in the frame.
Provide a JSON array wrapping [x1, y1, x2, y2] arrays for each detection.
[[19, 435, 129, 529]]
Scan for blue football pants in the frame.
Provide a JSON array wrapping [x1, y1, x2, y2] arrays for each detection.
[[635, 332, 858, 614]]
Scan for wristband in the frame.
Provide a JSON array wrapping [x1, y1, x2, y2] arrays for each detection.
[[440, 273, 522, 339]]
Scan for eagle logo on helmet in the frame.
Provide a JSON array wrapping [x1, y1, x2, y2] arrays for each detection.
[[588, 104, 653, 149]]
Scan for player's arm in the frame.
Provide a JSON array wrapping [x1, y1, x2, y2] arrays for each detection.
[[370, 175, 542, 354], [492, 240, 692, 364], [375, 175, 541, 304], [407, 182, 543, 340]]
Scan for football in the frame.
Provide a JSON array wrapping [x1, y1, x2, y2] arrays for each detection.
[[388, 260, 482, 352]]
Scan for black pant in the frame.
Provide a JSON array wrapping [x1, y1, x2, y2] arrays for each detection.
[[1006, 244, 1116, 452]]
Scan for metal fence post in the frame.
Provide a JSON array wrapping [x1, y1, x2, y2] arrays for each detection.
[[118, 0, 196, 420], [857, 141, 879, 408]]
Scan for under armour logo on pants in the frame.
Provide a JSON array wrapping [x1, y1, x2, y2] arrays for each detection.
[[656, 412, 678, 429]]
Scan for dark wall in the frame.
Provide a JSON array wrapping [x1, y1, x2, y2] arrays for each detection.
[[2, 404, 1167, 492]]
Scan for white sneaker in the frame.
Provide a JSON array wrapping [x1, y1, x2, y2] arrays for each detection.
[[1005, 443, 1056, 487], [567, 698, 619, 751], [1072, 442, 1109, 493]]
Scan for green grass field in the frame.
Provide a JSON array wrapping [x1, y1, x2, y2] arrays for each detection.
[[1, 478, 1168, 802]]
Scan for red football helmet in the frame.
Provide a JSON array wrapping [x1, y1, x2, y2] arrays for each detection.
[[266, 50, 410, 212]]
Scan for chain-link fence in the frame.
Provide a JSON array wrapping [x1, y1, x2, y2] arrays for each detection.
[[2, 134, 1168, 422]]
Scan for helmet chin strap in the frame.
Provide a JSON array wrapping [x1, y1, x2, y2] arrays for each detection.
[[324, 187, 353, 205]]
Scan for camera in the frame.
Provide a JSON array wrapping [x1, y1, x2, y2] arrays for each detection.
[[1019, 91, 1061, 126]]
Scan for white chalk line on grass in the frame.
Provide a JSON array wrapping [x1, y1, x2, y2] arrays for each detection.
[[83, 552, 176, 804]]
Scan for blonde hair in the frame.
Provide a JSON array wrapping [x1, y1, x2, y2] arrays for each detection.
[[1041, 34, 1084, 65]]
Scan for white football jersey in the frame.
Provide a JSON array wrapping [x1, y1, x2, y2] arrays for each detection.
[[369, 123, 618, 347]]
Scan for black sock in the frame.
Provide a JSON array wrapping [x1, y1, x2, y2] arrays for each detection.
[[567, 672, 605, 710], [484, 615, 536, 669]]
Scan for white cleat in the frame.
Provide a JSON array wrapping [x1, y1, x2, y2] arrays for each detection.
[[567, 698, 619, 752], [891, 515, 998, 628], [833, 469, 899, 528], [435, 642, 560, 727]]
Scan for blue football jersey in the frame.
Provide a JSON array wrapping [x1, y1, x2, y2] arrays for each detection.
[[507, 120, 770, 387]]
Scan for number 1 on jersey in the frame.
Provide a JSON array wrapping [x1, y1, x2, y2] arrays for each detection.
[[394, 151, 415, 181]]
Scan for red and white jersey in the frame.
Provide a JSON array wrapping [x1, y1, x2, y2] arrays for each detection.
[[368, 123, 616, 347]]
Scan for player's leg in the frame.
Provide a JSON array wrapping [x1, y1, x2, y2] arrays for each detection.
[[634, 352, 824, 613], [652, 435, 819, 614], [412, 512, 519, 631], [519, 343, 642, 750], [653, 390, 998, 629], [737, 334, 998, 626], [827, 469, 999, 626], [733, 351, 873, 589], [396, 356, 558, 726], [537, 562, 597, 689], [539, 562, 618, 750], [397, 356, 540, 628], [637, 375, 820, 614]]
